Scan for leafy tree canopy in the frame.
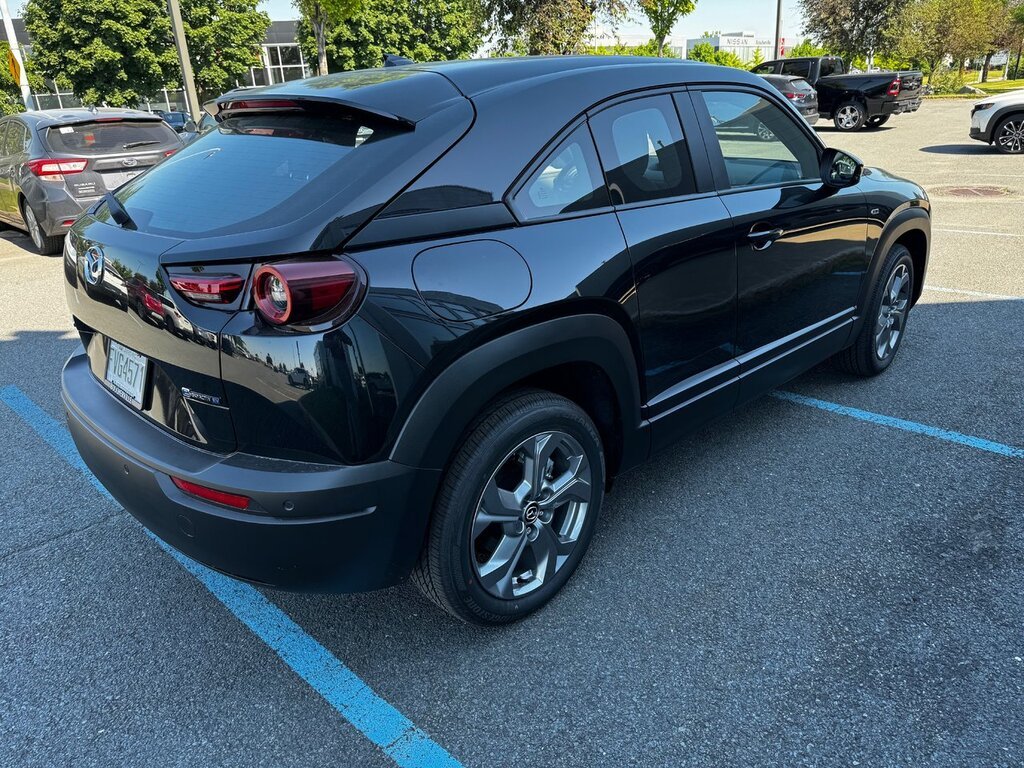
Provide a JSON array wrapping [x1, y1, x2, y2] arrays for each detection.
[[688, 41, 745, 68], [484, 0, 629, 55], [584, 38, 678, 56], [297, 0, 484, 71], [25, 0, 179, 106], [180, 0, 270, 101], [797, 0, 905, 59], [294, 0, 360, 74], [636, 0, 697, 56], [786, 38, 830, 57]]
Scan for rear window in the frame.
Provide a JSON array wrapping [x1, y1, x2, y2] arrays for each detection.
[[790, 78, 815, 94], [45, 120, 179, 155], [108, 108, 418, 238]]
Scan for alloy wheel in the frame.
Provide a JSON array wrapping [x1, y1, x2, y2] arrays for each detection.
[[25, 205, 42, 250], [997, 120, 1024, 153], [875, 263, 910, 360], [470, 431, 592, 600], [837, 106, 861, 130]]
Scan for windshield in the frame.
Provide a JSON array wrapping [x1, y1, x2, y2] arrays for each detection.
[[45, 121, 180, 155], [109, 108, 416, 238]]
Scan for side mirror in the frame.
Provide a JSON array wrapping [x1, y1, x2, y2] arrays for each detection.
[[183, 120, 197, 133], [820, 147, 863, 188]]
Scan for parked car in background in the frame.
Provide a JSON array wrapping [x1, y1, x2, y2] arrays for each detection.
[[0, 109, 182, 254], [62, 57, 930, 625], [969, 90, 1024, 154], [753, 56, 923, 131], [154, 109, 195, 134], [759, 74, 819, 127]]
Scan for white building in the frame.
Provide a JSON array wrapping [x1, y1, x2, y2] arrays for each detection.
[[685, 31, 777, 64]]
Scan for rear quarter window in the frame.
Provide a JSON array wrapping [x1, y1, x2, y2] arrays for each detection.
[[46, 121, 179, 155]]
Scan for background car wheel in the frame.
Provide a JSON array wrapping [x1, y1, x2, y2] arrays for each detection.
[[866, 115, 891, 129], [412, 389, 605, 625], [993, 115, 1024, 154], [834, 102, 867, 131], [20, 200, 62, 255], [832, 244, 915, 376]]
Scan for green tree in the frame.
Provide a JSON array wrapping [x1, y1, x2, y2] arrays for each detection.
[[0, 43, 26, 115], [181, 0, 270, 100], [25, 0, 179, 106], [584, 38, 677, 56], [298, 0, 484, 71], [688, 40, 745, 68], [636, 0, 696, 57], [749, 46, 765, 67], [797, 0, 904, 59], [896, 0, 1002, 76], [787, 38, 830, 57], [295, 0, 361, 75], [483, 0, 629, 55]]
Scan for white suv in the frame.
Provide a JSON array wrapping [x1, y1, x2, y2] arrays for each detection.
[[970, 90, 1024, 154]]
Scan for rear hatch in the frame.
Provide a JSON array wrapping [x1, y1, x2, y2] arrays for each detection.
[[64, 75, 472, 456], [42, 118, 182, 199], [895, 71, 923, 102]]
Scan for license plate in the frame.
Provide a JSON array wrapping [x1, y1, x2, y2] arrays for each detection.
[[105, 340, 148, 408], [102, 170, 143, 190]]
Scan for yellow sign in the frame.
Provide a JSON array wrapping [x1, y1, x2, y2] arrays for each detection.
[[7, 49, 19, 84]]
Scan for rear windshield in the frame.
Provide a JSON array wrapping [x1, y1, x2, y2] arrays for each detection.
[[108, 108, 417, 238], [45, 120, 179, 155], [790, 78, 815, 94]]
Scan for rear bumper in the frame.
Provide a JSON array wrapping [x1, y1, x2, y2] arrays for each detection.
[[62, 352, 439, 593], [802, 111, 820, 126], [881, 98, 922, 117]]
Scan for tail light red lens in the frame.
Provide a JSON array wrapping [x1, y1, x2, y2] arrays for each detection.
[[253, 259, 361, 327], [172, 477, 251, 510], [27, 158, 88, 179], [887, 77, 901, 96], [143, 292, 163, 313], [170, 274, 245, 305]]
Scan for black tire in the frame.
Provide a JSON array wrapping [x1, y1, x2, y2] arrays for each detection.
[[412, 389, 605, 625], [833, 244, 915, 376], [993, 113, 1024, 154], [866, 115, 891, 129], [834, 101, 867, 132], [20, 199, 62, 255]]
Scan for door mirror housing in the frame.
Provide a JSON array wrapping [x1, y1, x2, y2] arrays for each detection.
[[821, 148, 863, 188], [183, 119, 197, 133]]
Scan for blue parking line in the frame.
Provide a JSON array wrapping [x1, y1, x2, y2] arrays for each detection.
[[772, 390, 1024, 459], [0, 384, 463, 768]]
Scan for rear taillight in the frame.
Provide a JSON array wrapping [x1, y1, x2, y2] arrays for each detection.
[[784, 92, 801, 100], [887, 77, 901, 96], [164, 148, 177, 157], [170, 274, 245, 305], [143, 292, 163, 313], [253, 258, 362, 327], [27, 158, 88, 180], [172, 477, 250, 510]]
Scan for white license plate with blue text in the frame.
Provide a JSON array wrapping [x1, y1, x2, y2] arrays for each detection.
[[105, 340, 148, 408]]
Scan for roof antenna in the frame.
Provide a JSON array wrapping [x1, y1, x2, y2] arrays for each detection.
[[383, 54, 413, 67]]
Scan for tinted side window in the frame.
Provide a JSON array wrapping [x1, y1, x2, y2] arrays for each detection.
[[512, 124, 609, 220], [2, 121, 26, 154], [0, 121, 10, 155], [699, 90, 820, 189], [590, 94, 696, 205], [751, 63, 776, 75], [780, 60, 812, 78]]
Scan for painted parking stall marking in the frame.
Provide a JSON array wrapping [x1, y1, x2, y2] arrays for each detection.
[[772, 390, 1024, 459], [0, 384, 464, 768]]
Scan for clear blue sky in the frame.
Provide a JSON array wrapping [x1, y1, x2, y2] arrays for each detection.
[[258, 0, 808, 42]]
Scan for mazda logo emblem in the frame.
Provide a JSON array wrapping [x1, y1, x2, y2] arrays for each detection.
[[122, 157, 139, 167], [84, 246, 104, 285]]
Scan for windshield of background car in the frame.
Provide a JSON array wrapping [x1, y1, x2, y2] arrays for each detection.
[[108, 107, 418, 238], [45, 120, 180, 155]]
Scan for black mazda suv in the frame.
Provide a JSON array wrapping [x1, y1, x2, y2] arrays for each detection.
[[62, 57, 930, 625]]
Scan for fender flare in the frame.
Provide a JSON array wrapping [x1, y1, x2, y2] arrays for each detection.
[[389, 313, 647, 473], [854, 205, 930, 333]]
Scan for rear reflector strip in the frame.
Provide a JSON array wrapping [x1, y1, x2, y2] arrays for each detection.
[[172, 477, 251, 510]]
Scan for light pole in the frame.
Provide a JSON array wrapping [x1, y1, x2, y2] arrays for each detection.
[[1, 0, 34, 109], [167, 0, 201, 119], [775, 0, 784, 58]]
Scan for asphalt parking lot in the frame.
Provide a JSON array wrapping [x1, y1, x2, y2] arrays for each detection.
[[2, 98, 1022, 767]]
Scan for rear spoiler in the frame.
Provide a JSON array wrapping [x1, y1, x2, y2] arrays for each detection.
[[36, 114, 165, 130], [209, 93, 415, 128]]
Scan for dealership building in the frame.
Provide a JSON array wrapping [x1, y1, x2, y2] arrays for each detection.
[[0, 19, 311, 112], [685, 31, 778, 64]]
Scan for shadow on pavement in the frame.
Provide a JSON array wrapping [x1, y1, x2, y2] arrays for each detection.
[[920, 143, 993, 154]]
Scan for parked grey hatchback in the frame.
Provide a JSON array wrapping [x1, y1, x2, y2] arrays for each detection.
[[0, 108, 182, 254]]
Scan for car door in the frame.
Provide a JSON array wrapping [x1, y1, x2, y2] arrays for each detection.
[[0, 119, 13, 222], [692, 87, 868, 402], [588, 92, 737, 452]]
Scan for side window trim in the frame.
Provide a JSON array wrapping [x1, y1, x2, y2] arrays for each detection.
[[689, 84, 825, 194]]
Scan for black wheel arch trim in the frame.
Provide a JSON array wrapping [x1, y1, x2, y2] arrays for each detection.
[[985, 105, 1024, 143], [854, 205, 930, 335], [389, 313, 649, 476]]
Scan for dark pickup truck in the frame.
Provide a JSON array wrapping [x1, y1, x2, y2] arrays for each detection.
[[752, 56, 923, 132]]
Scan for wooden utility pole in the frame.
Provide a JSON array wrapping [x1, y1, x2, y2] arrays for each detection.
[[167, 0, 201, 119]]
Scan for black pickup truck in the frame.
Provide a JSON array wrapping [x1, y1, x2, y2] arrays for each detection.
[[753, 56, 923, 132]]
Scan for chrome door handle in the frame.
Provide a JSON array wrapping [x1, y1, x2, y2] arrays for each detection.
[[748, 227, 784, 251]]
